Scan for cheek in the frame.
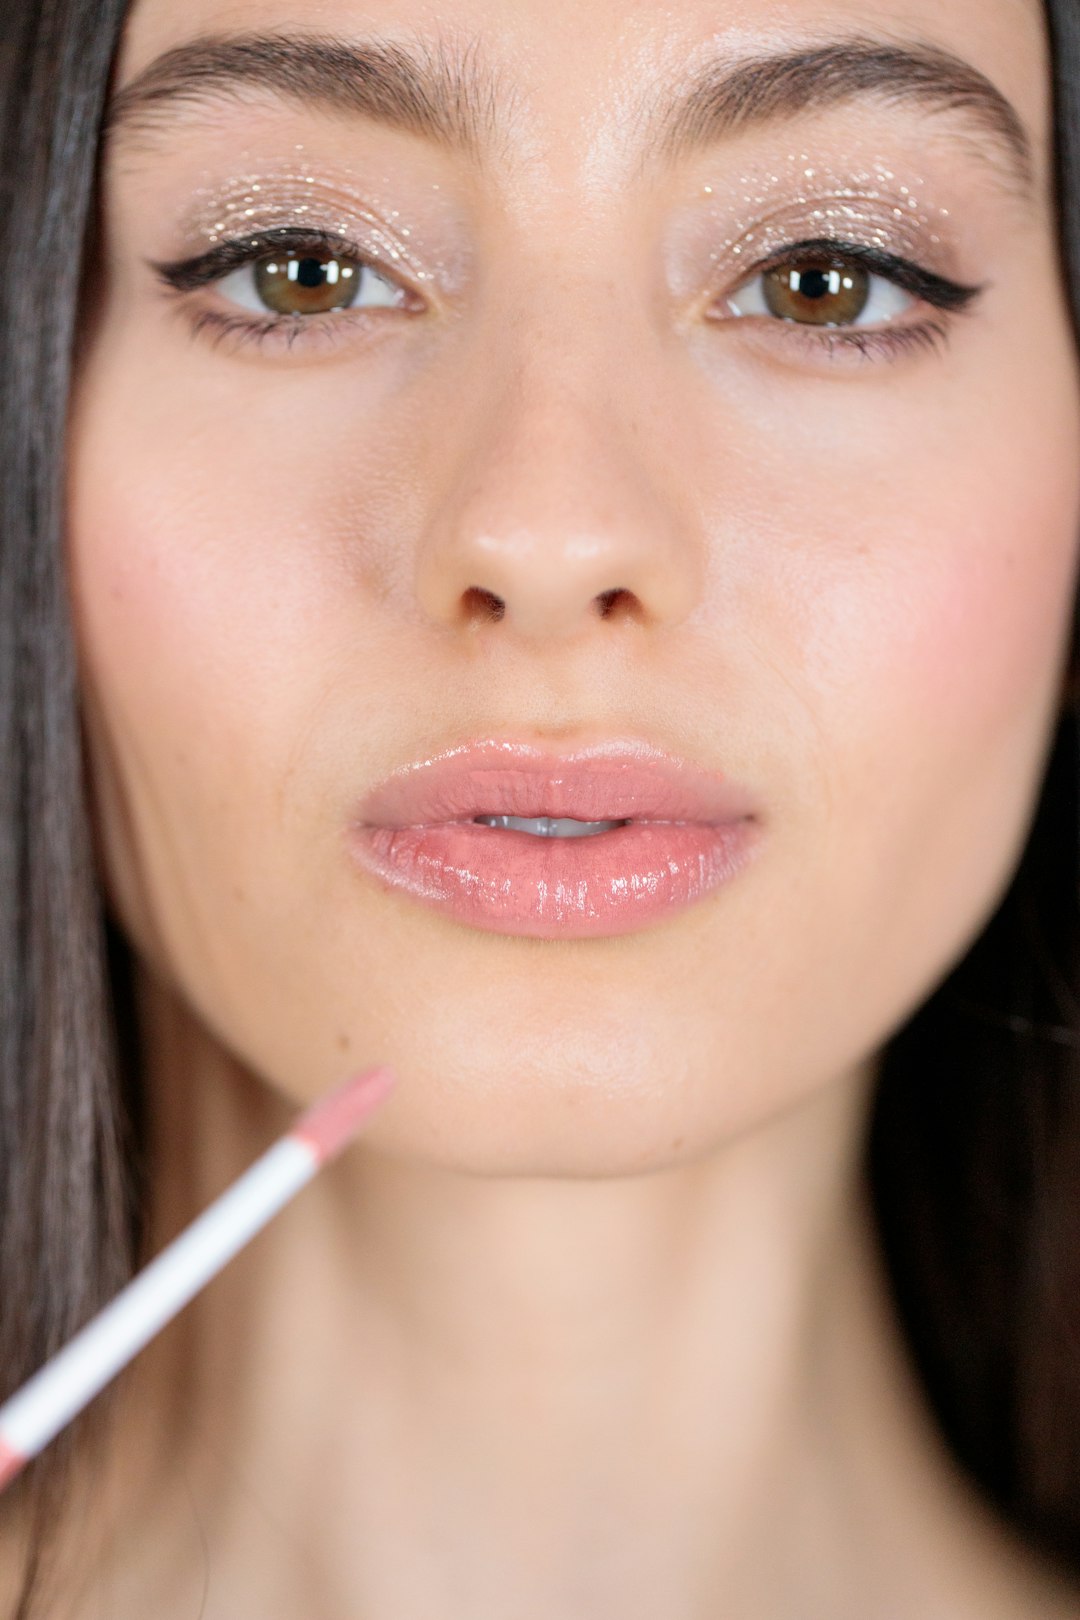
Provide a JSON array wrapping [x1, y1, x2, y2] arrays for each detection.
[[64, 342, 350, 996], [795, 448, 1080, 793], [722, 298, 1080, 822], [663, 304, 1080, 1138], [64, 332, 458, 1120], [734, 343, 1080, 1101]]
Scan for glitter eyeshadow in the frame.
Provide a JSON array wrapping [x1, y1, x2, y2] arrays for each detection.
[[698, 151, 956, 280], [175, 166, 471, 290]]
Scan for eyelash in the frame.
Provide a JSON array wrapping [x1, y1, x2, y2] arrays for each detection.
[[720, 235, 984, 364], [151, 225, 985, 364], [151, 226, 417, 354]]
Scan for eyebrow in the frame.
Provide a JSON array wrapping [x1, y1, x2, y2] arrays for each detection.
[[105, 30, 1035, 197], [105, 32, 504, 161], [645, 36, 1035, 195]]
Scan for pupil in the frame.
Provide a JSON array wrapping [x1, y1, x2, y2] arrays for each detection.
[[295, 258, 326, 289], [798, 268, 832, 301]]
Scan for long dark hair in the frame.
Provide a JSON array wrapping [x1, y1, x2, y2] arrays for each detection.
[[1, 1, 1080, 1615]]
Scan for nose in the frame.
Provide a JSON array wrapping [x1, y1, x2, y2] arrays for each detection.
[[412, 334, 703, 643]]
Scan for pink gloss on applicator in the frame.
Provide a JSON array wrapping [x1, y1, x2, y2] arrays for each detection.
[[0, 1064, 397, 1496]]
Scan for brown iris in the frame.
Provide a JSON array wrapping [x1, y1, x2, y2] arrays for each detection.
[[253, 251, 361, 316], [762, 256, 871, 326]]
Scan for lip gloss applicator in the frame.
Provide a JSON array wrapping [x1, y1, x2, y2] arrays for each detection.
[[0, 1062, 397, 1495]]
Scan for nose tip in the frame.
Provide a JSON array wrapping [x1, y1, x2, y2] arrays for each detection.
[[412, 364, 702, 643]]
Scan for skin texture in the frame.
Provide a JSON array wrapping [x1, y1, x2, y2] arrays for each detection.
[[6, 0, 1080, 1612]]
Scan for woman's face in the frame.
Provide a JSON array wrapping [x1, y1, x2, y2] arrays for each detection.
[[67, 0, 1077, 1173]]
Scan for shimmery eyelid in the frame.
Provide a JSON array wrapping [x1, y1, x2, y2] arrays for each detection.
[[667, 149, 971, 306], [172, 167, 467, 290], [181, 166, 408, 241], [705, 152, 955, 262]]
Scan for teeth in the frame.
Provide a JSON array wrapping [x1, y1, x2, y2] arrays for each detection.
[[472, 815, 629, 838]]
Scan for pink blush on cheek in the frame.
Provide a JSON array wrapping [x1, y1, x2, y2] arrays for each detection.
[[780, 475, 1080, 840], [66, 494, 324, 732], [913, 517, 1080, 739]]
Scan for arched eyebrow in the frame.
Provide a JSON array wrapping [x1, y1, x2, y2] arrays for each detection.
[[644, 36, 1035, 196], [105, 29, 1036, 199], [105, 32, 504, 162]]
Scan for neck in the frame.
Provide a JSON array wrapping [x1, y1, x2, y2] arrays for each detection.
[[71, 962, 1058, 1620]]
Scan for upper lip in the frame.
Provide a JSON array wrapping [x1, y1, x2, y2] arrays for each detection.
[[353, 738, 760, 828]]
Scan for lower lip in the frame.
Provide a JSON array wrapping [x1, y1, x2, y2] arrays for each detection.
[[347, 818, 762, 939]]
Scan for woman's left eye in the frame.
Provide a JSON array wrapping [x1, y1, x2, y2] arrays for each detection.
[[216, 249, 405, 318], [725, 251, 913, 327]]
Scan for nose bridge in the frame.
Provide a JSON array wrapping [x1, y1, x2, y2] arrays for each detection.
[[412, 298, 703, 641]]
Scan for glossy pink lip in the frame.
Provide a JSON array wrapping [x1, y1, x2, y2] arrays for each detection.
[[346, 738, 764, 940]]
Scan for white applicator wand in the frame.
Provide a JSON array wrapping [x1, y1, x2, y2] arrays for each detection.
[[0, 1063, 397, 1494]]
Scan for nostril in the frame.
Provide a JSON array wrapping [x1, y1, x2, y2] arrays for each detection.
[[459, 585, 638, 627], [596, 587, 637, 621], [462, 586, 505, 622]]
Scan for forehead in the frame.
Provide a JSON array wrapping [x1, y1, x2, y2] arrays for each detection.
[[112, 0, 1052, 191]]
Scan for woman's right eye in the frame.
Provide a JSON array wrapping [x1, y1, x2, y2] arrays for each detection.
[[215, 249, 407, 318]]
